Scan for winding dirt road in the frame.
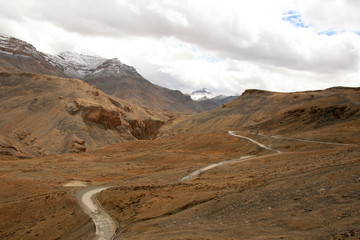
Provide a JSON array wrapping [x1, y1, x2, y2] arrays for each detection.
[[228, 131, 282, 153], [77, 130, 354, 238], [258, 132, 358, 146], [180, 155, 255, 181], [77, 186, 117, 240], [182, 130, 357, 181], [181, 131, 281, 181]]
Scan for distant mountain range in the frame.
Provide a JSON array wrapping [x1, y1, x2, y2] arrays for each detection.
[[190, 88, 216, 101], [189, 88, 238, 106], [0, 34, 221, 113]]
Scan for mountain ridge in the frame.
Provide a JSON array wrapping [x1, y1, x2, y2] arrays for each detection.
[[0, 34, 218, 113], [189, 87, 238, 107], [164, 86, 360, 143]]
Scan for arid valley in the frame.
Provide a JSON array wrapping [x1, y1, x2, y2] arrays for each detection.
[[1, 122, 360, 239], [1, 14, 360, 240]]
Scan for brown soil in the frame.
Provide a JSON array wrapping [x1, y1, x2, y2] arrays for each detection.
[[0, 130, 359, 239], [1, 36, 359, 240]]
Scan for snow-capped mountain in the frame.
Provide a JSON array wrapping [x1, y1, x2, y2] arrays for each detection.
[[0, 33, 139, 79], [44, 51, 138, 79], [190, 88, 216, 101], [0, 33, 219, 112], [0, 34, 40, 58], [189, 88, 239, 106]]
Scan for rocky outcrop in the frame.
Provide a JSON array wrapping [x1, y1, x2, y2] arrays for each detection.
[[66, 100, 165, 139], [0, 135, 31, 158], [65, 99, 165, 140], [128, 119, 166, 140], [308, 105, 359, 121], [241, 89, 272, 96], [0, 72, 168, 156], [284, 105, 359, 125], [70, 136, 87, 153], [80, 105, 122, 129]]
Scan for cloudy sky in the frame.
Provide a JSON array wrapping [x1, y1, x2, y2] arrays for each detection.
[[0, 0, 359, 95]]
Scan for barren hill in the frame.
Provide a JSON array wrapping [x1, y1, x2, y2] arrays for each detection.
[[0, 72, 167, 156], [167, 87, 360, 143], [1, 35, 359, 240], [0, 85, 359, 239]]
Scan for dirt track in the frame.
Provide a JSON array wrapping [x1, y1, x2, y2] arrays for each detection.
[[0, 131, 359, 239], [77, 186, 117, 240]]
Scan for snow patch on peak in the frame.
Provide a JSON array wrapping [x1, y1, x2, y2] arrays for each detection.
[[190, 88, 216, 101], [44, 51, 139, 79], [0, 34, 11, 55], [57, 52, 106, 68], [0, 34, 43, 59], [1, 33, 140, 79], [0, 33, 11, 40]]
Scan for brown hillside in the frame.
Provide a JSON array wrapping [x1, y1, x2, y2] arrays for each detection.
[[166, 87, 360, 143], [83, 68, 218, 113], [0, 72, 168, 156]]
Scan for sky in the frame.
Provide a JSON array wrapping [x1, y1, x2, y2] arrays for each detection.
[[0, 0, 359, 95]]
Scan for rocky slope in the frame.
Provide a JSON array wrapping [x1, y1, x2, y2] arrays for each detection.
[[0, 34, 63, 76], [0, 72, 167, 156], [166, 87, 360, 143], [1, 83, 359, 239], [210, 95, 238, 106], [0, 34, 217, 113]]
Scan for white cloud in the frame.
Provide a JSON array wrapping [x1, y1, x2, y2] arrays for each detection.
[[0, 0, 359, 95], [300, 0, 360, 32]]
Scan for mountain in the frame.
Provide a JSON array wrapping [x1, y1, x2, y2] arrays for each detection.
[[190, 88, 215, 101], [165, 87, 360, 143], [44, 52, 138, 80], [189, 88, 238, 106], [0, 34, 217, 113], [0, 34, 64, 76], [0, 71, 167, 156], [208, 95, 238, 106], [48, 52, 217, 112]]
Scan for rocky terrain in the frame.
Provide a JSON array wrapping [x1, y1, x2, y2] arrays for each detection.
[[0, 130, 359, 240], [0, 34, 359, 240], [0, 34, 217, 113], [0, 83, 359, 239], [0, 34, 63, 76], [168, 87, 360, 144], [0, 71, 167, 156]]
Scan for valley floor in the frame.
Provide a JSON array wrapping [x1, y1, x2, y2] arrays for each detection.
[[0, 131, 359, 239]]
